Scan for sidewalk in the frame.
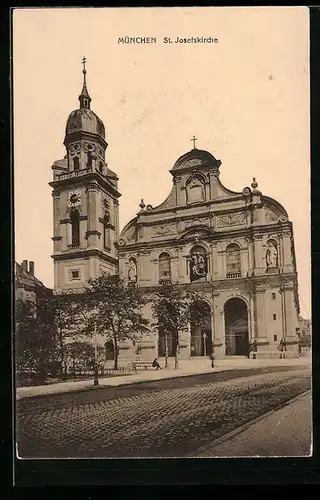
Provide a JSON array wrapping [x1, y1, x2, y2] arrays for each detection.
[[16, 354, 311, 400], [192, 390, 312, 457]]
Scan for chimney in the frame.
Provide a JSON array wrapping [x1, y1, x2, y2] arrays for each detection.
[[22, 260, 28, 272], [29, 261, 35, 276]]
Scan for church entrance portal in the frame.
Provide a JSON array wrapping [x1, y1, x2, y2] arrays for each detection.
[[224, 298, 249, 357], [190, 301, 213, 357]]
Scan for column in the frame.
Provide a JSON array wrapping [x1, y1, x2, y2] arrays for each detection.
[[246, 236, 254, 276], [86, 182, 101, 248]]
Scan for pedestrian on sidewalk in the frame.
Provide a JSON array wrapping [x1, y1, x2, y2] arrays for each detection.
[[211, 353, 215, 368], [152, 358, 162, 370]]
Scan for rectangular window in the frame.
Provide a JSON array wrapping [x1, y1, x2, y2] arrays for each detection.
[[274, 335, 277, 342], [70, 269, 80, 280], [272, 293, 276, 300], [273, 314, 277, 320]]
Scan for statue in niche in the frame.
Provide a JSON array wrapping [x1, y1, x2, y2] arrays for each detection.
[[266, 240, 278, 268], [190, 247, 207, 281], [128, 259, 137, 282]]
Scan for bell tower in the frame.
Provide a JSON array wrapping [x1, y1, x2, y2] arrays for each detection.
[[50, 58, 121, 292]]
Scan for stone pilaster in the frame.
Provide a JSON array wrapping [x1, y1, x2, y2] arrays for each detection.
[[209, 169, 219, 199], [211, 241, 218, 279], [52, 191, 62, 252], [171, 249, 179, 284], [246, 236, 254, 276], [252, 234, 264, 275], [253, 285, 269, 357], [86, 182, 101, 248], [212, 292, 224, 357], [280, 229, 293, 273], [113, 198, 120, 237], [66, 220, 72, 247], [174, 175, 184, 205], [178, 246, 190, 283], [280, 281, 299, 357]]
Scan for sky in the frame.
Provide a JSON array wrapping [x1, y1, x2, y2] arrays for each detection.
[[13, 7, 311, 317]]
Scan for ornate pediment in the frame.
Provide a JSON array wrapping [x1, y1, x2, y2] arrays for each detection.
[[177, 225, 215, 240]]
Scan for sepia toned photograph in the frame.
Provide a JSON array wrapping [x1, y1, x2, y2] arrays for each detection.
[[14, 6, 311, 459]]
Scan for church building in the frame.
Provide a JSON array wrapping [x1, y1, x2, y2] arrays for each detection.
[[50, 62, 300, 362]]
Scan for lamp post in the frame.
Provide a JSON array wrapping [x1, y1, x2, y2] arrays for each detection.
[[203, 332, 207, 357], [94, 321, 99, 386]]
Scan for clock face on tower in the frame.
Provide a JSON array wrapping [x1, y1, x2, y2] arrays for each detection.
[[67, 190, 81, 208]]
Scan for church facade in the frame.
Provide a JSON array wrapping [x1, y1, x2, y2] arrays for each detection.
[[50, 63, 300, 363]]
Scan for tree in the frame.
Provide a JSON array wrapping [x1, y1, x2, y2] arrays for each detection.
[[152, 282, 208, 369], [65, 340, 105, 374], [79, 274, 149, 370], [15, 291, 57, 382], [35, 289, 87, 377]]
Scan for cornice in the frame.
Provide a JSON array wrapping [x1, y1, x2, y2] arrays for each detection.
[[49, 171, 121, 199], [51, 248, 118, 265]]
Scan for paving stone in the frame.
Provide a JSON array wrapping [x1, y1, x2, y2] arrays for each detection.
[[17, 367, 311, 458]]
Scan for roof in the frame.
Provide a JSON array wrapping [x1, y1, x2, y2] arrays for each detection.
[[65, 108, 105, 139], [171, 148, 222, 172], [15, 262, 45, 290]]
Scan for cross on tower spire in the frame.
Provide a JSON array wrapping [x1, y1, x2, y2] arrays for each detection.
[[79, 56, 91, 109], [82, 56, 87, 73], [191, 135, 198, 149]]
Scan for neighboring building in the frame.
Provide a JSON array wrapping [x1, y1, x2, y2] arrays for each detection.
[[49, 63, 301, 362], [15, 260, 48, 302]]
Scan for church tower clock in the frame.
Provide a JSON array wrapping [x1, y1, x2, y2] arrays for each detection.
[[49, 58, 121, 292]]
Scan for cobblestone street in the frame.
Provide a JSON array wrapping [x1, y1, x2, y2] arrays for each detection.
[[17, 365, 311, 458]]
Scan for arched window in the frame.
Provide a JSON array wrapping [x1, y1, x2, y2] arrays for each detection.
[[87, 151, 92, 169], [70, 209, 80, 248], [190, 246, 207, 282], [73, 156, 80, 171], [226, 243, 241, 278], [159, 252, 171, 283], [99, 161, 103, 174]]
